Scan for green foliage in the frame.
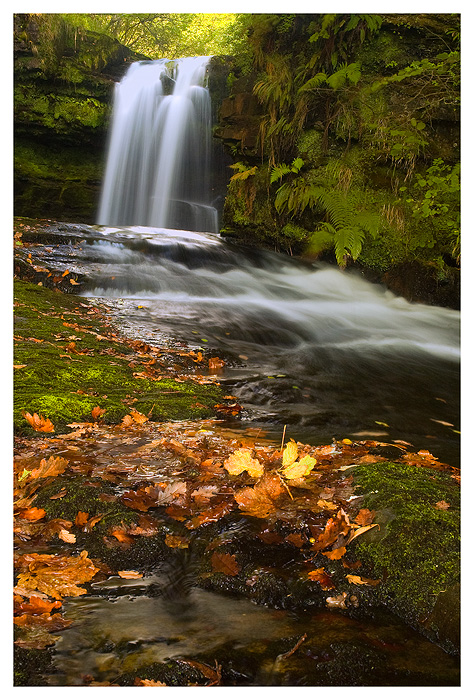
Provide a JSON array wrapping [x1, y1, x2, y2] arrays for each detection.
[[400, 159, 460, 260], [270, 157, 304, 184]]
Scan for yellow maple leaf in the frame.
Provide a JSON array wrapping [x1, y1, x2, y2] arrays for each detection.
[[282, 440, 299, 467], [281, 454, 317, 480], [223, 448, 264, 478]]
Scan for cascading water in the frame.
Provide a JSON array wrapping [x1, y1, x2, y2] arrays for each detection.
[[97, 57, 217, 233]]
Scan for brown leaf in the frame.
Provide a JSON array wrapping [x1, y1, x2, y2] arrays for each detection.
[[164, 534, 190, 549], [354, 508, 376, 526], [22, 412, 55, 433], [14, 612, 72, 631], [110, 528, 134, 544], [210, 551, 240, 576], [326, 592, 348, 609], [346, 523, 380, 545], [185, 501, 234, 530], [307, 567, 335, 590], [234, 473, 285, 518], [15, 595, 62, 616], [75, 511, 89, 527], [435, 500, 450, 510]]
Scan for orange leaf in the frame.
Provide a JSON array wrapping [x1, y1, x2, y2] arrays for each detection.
[[354, 508, 376, 526], [118, 570, 143, 579], [91, 406, 106, 421], [15, 596, 62, 615], [75, 511, 89, 527], [30, 456, 68, 480], [210, 551, 240, 576], [345, 574, 381, 586], [18, 507, 46, 521], [234, 473, 285, 518], [323, 546, 347, 560], [165, 534, 190, 549], [307, 567, 335, 590], [435, 500, 450, 510], [58, 529, 76, 543], [110, 528, 134, 543], [22, 412, 55, 433]]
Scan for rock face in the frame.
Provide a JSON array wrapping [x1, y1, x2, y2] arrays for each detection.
[[14, 15, 149, 222]]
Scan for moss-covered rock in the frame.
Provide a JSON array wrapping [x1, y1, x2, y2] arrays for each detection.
[[14, 280, 222, 435], [351, 461, 460, 653]]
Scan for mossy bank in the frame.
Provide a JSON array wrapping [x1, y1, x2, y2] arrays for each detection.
[[14, 279, 223, 435]]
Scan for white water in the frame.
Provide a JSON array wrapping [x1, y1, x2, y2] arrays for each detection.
[[98, 57, 217, 233]]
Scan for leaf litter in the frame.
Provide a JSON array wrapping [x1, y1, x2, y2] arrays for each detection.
[[13, 411, 460, 679]]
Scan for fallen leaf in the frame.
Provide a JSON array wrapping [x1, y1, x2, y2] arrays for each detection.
[[58, 529, 76, 543], [224, 448, 264, 478], [15, 550, 99, 599], [322, 546, 347, 560], [345, 574, 381, 586], [18, 507, 46, 521], [22, 412, 55, 433], [211, 551, 240, 576], [346, 523, 380, 545], [117, 570, 143, 579], [110, 528, 134, 544], [74, 511, 89, 527], [15, 596, 62, 615], [282, 440, 299, 467], [165, 534, 190, 549], [326, 592, 348, 609], [29, 456, 68, 481], [435, 500, 450, 510], [91, 406, 106, 421], [234, 473, 285, 518], [281, 454, 317, 480], [134, 679, 167, 686], [354, 508, 376, 526], [307, 567, 335, 590]]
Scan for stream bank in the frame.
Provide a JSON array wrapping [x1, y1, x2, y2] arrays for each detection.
[[14, 222, 460, 686]]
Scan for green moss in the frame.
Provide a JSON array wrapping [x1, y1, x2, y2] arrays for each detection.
[[14, 280, 222, 434], [351, 462, 460, 628]]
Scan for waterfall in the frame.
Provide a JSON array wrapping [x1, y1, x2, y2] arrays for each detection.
[[98, 57, 218, 233]]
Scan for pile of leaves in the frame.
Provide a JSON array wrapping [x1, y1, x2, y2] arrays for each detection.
[[14, 411, 459, 668]]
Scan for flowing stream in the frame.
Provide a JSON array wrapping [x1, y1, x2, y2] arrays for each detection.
[[30, 56, 460, 685]]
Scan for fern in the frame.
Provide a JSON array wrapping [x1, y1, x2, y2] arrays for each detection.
[[229, 163, 258, 182], [270, 157, 304, 184]]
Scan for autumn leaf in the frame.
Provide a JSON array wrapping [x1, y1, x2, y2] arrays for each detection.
[[346, 523, 380, 545], [22, 412, 55, 433], [15, 595, 62, 616], [58, 529, 76, 543], [435, 500, 450, 510], [211, 551, 240, 576], [29, 456, 68, 481], [15, 551, 99, 599], [209, 357, 225, 370], [307, 567, 335, 590], [281, 454, 317, 480], [135, 679, 167, 686], [282, 440, 299, 467], [323, 546, 347, 560], [18, 507, 46, 521], [224, 448, 264, 478], [91, 406, 106, 421], [118, 570, 143, 579], [74, 511, 89, 527], [326, 592, 348, 609], [165, 534, 190, 549], [346, 574, 381, 586], [354, 508, 376, 526], [14, 612, 72, 631], [130, 408, 148, 423], [234, 473, 285, 518], [185, 501, 234, 530], [110, 528, 134, 544]]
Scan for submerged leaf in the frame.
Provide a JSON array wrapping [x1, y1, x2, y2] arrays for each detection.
[[234, 473, 285, 518]]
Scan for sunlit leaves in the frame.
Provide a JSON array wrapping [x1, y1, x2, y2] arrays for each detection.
[[224, 448, 264, 478], [15, 550, 99, 599]]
